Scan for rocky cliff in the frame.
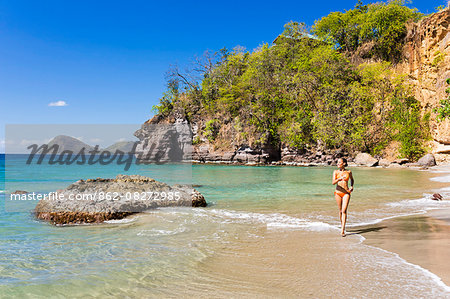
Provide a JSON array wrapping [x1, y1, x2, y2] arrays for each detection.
[[402, 7, 450, 156]]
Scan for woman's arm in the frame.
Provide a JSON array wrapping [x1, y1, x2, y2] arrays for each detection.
[[349, 171, 354, 192]]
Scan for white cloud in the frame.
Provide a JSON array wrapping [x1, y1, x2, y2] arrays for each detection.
[[48, 100, 68, 107], [0, 139, 4, 153]]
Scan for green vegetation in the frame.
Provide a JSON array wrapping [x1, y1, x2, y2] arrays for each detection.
[[152, 0, 431, 161], [435, 5, 446, 12], [192, 135, 202, 145], [313, 0, 422, 61], [434, 78, 450, 121], [432, 51, 445, 67], [204, 119, 220, 142], [387, 81, 428, 160], [152, 81, 177, 116]]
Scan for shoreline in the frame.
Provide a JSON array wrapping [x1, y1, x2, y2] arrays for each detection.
[[352, 165, 450, 289], [193, 160, 450, 169], [355, 209, 450, 288]]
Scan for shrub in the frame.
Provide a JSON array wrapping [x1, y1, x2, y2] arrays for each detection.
[[434, 78, 450, 121], [204, 119, 220, 142]]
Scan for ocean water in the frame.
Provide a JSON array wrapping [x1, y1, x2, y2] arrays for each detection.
[[1, 154, 449, 297]]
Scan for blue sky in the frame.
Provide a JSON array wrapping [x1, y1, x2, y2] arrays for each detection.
[[0, 0, 446, 152]]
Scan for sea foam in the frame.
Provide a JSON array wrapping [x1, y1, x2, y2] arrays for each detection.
[[203, 209, 338, 232], [430, 175, 450, 183]]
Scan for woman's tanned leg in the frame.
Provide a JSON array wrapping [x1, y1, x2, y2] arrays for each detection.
[[341, 194, 351, 235], [335, 193, 343, 228]]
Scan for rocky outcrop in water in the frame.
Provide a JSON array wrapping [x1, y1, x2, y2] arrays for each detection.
[[12, 190, 28, 194], [35, 175, 206, 225]]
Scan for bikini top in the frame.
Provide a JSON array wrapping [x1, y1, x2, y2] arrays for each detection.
[[337, 171, 350, 181]]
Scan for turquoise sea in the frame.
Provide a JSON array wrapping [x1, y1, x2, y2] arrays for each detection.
[[1, 154, 450, 297]]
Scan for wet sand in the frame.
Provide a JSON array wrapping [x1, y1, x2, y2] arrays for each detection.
[[353, 208, 450, 286], [188, 227, 449, 297], [427, 208, 450, 224]]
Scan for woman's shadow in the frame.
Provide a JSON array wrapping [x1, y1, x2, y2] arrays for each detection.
[[346, 226, 386, 235]]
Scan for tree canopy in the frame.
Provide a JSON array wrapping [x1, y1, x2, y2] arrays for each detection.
[[313, 0, 423, 61]]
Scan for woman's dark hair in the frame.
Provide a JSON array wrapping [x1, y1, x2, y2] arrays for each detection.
[[339, 158, 348, 167]]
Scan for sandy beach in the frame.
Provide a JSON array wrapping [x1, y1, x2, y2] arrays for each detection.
[[351, 165, 450, 287], [353, 208, 450, 287]]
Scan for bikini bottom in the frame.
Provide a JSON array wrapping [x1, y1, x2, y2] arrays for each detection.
[[334, 190, 350, 198]]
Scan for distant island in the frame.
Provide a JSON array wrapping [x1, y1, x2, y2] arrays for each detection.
[[38, 135, 136, 154], [46, 135, 96, 154], [104, 141, 136, 153]]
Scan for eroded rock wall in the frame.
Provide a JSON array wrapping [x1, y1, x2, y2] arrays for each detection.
[[402, 8, 450, 146]]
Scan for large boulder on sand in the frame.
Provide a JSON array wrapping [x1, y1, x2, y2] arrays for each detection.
[[35, 175, 206, 225], [417, 154, 436, 167], [354, 153, 378, 167], [378, 159, 391, 167]]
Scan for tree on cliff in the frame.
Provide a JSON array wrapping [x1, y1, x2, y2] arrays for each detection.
[[313, 0, 423, 62], [434, 78, 450, 121]]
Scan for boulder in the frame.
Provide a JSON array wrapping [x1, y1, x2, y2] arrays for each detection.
[[431, 193, 443, 201], [378, 159, 391, 167], [393, 158, 409, 165], [417, 154, 436, 167], [233, 152, 248, 163], [221, 151, 236, 161], [35, 175, 206, 225], [354, 153, 378, 167]]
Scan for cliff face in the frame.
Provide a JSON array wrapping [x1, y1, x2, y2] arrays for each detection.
[[402, 8, 450, 146]]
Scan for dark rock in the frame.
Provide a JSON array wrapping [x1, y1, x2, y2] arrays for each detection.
[[281, 155, 296, 162], [431, 193, 443, 201], [191, 189, 207, 207]]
